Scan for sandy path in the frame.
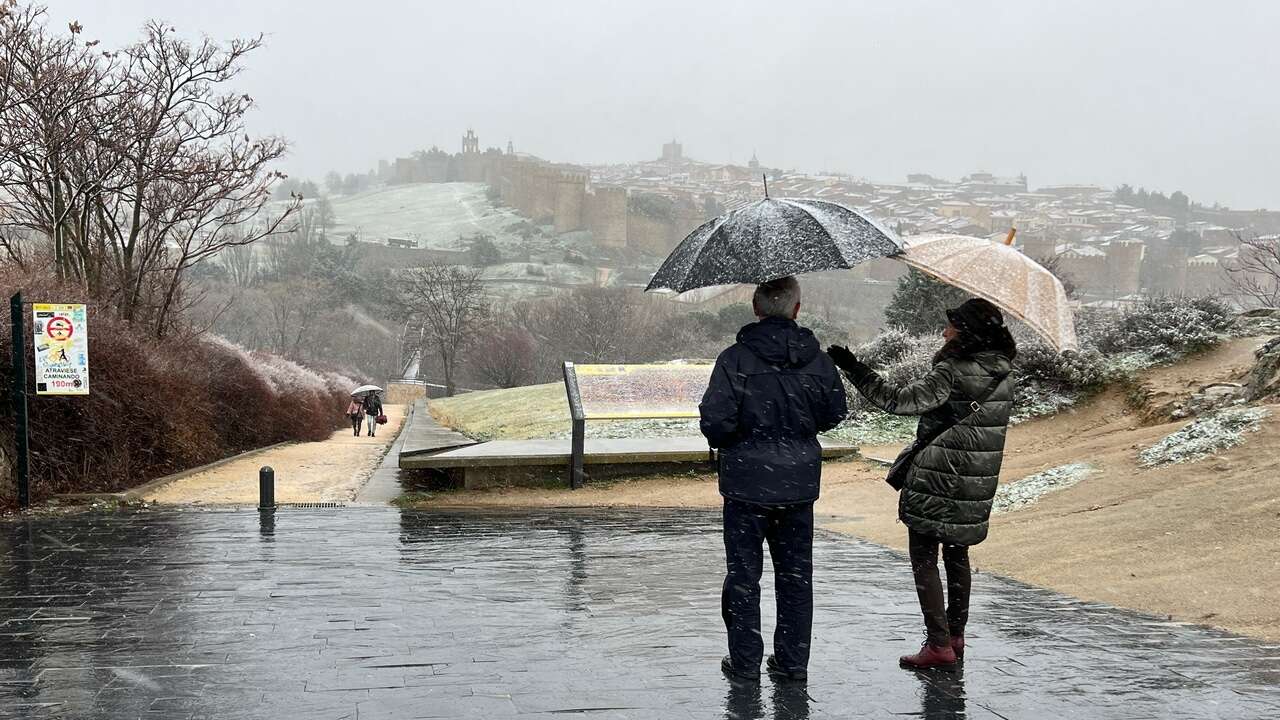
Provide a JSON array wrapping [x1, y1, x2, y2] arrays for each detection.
[[146, 405, 406, 505]]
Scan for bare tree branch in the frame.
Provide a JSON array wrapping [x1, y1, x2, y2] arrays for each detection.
[[398, 264, 490, 396]]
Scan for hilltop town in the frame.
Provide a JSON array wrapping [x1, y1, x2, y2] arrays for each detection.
[[346, 129, 1280, 306]]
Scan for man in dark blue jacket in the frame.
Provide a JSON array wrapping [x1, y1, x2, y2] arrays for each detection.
[[700, 276, 848, 683]]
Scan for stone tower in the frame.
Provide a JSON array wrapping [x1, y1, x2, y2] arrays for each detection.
[[554, 172, 587, 234], [1105, 239, 1146, 297], [662, 139, 683, 163], [462, 128, 479, 154], [585, 186, 628, 249]]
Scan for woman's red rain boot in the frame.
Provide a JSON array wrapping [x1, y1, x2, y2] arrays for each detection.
[[899, 642, 958, 670]]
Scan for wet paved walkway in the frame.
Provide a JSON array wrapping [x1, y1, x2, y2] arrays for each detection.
[[1, 508, 1278, 719]]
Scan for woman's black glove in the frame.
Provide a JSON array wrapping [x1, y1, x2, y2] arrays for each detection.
[[826, 345, 861, 374]]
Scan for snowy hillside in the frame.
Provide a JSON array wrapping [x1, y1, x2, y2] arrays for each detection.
[[328, 183, 525, 251]]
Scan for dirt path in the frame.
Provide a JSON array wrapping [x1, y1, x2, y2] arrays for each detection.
[[146, 405, 406, 505], [415, 339, 1280, 641]]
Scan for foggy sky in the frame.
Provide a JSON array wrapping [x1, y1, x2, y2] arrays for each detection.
[[55, 1, 1280, 209]]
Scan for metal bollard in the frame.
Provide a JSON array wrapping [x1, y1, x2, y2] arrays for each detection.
[[258, 466, 275, 510]]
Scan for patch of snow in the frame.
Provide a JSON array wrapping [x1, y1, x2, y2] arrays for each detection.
[[993, 463, 1094, 514], [827, 413, 918, 446], [1102, 350, 1161, 376], [1139, 407, 1270, 467], [1010, 389, 1079, 424]]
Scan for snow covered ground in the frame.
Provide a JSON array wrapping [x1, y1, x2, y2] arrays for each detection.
[[993, 463, 1095, 514], [328, 183, 526, 250], [1139, 406, 1271, 467]]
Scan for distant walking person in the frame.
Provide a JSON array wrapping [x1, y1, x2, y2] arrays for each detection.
[[828, 298, 1016, 670], [346, 396, 365, 437], [700, 276, 848, 684], [362, 392, 383, 437]]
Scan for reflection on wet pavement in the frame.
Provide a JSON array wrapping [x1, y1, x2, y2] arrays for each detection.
[[1, 508, 1278, 719]]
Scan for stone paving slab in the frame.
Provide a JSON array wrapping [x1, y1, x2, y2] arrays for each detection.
[[1, 508, 1278, 719], [399, 399, 477, 459]]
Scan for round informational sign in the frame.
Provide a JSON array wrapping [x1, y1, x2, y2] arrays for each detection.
[[46, 315, 74, 342]]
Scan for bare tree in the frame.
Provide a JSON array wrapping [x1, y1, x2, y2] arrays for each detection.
[[469, 322, 536, 388], [398, 264, 489, 396], [265, 278, 328, 359], [0, 4, 124, 285], [95, 22, 298, 333], [540, 286, 639, 363], [220, 239, 257, 288], [1224, 231, 1280, 308], [0, 9, 297, 335]]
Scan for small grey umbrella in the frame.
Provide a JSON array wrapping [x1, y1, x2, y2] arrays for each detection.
[[645, 197, 902, 295]]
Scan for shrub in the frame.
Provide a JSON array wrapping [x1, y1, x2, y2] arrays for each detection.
[[856, 326, 932, 368], [841, 323, 1110, 430], [836, 294, 1235, 437], [1010, 329, 1108, 418], [1095, 296, 1233, 361], [0, 268, 358, 508], [841, 328, 935, 417]]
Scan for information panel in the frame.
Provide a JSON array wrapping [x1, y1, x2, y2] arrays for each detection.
[[576, 363, 713, 419], [32, 303, 89, 395]]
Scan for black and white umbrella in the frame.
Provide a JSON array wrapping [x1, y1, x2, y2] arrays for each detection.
[[645, 197, 902, 298]]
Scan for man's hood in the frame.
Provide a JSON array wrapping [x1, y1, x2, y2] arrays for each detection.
[[736, 317, 821, 368]]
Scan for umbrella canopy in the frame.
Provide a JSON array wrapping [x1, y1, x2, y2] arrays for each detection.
[[351, 384, 383, 397], [645, 198, 902, 295], [897, 233, 1079, 352]]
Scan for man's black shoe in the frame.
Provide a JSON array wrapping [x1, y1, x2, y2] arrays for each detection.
[[721, 656, 760, 682], [766, 655, 807, 683]]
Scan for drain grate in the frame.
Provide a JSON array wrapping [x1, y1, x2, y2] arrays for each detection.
[[273, 502, 346, 509]]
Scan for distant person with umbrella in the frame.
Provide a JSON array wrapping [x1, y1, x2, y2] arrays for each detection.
[[701, 276, 848, 684], [827, 298, 1017, 670], [348, 385, 383, 438], [362, 391, 384, 437]]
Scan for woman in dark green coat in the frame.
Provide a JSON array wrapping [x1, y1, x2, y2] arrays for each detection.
[[828, 298, 1016, 670]]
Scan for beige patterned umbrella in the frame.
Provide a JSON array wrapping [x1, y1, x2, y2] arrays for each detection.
[[898, 233, 1079, 352]]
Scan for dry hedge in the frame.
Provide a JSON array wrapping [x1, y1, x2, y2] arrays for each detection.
[[0, 268, 357, 508]]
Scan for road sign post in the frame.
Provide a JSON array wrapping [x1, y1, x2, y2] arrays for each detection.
[[10, 292, 30, 509]]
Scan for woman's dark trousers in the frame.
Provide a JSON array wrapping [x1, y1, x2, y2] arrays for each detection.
[[722, 498, 814, 673], [908, 529, 971, 646]]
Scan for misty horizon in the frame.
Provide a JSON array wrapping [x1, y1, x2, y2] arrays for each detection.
[[51, 0, 1280, 210]]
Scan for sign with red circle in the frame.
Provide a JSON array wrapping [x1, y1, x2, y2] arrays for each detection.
[[32, 303, 90, 395], [45, 315, 74, 342]]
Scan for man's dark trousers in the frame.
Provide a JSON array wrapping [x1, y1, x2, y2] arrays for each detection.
[[722, 498, 815, 673]]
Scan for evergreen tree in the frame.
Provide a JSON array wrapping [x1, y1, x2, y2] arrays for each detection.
[[883, 269, 971, 334]]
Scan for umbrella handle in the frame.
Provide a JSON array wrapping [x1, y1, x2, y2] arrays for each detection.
[[1005, 227, 1017, 246], [762, 173, 769, 199]]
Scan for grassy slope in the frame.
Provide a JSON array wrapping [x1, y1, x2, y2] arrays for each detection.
[[429, 383, 569, 440]]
